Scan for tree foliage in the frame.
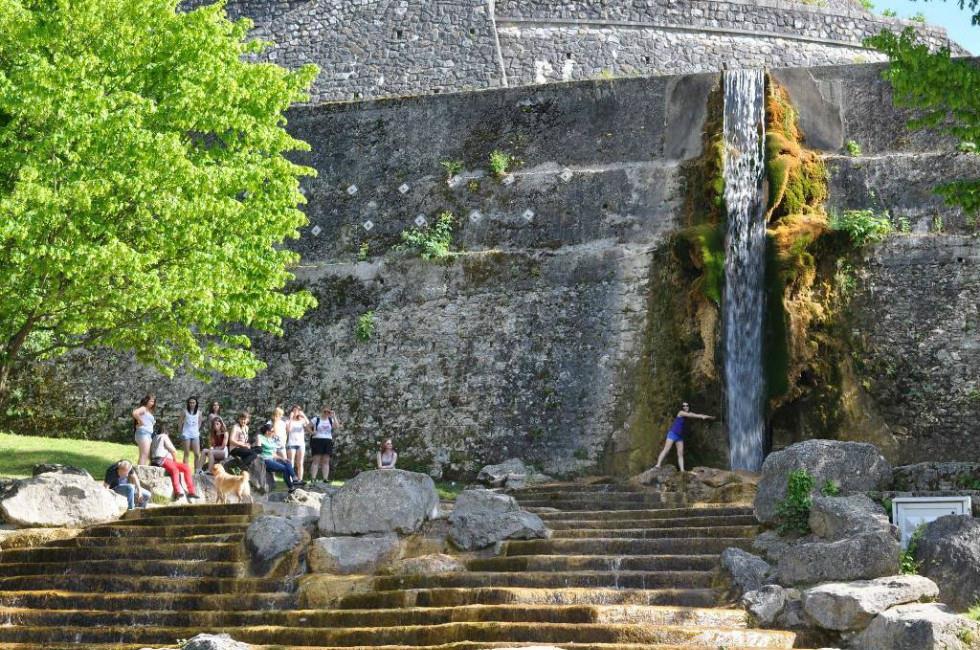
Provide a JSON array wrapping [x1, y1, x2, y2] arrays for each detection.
[[0, 0, 319, 394], [866, 28, 980, 217]]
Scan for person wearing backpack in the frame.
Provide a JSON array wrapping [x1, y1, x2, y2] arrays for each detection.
[[309, 406, 340, 484]]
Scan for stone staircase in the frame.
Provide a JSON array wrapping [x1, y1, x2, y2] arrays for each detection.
[[0, 481, 799, 649]]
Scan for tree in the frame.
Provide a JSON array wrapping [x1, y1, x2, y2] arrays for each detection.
[[0, 0, 320, 398], [866, 27, 979, 217]]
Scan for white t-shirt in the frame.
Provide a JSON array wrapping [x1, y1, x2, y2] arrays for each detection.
[[286, 419, 307, 447], [312, 416, 334, 439], [182, 410, 200, 438]]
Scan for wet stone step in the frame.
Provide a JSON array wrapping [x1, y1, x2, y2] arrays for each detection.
[[110, 514, 253, 527], [535, 506, 754, 521], [549, 525, 758, 539], [545, 514, 759, 529], [0, 542, 245, 564], [123, 502, 258, 518], [3, 645, 808, 650], [373, 570, 716, 590], [39, 532, 246, 547], [0, 559, 246, 579], [0, 590, 294, 612], [466, 554, 719, 573], [0, 574, 287, 595], [502, 536, 755, 557], [81, 522, 250, 537], [509, 483, 640, 495], [0, 621, 797, 647]]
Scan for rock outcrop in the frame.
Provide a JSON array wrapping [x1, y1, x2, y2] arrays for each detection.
[[308, 534, 401, 575], [914, 514, 980, 611], [244, 515, 310, 575], [477, 458, 529, 488], [775, 530, 899, 585], [851, 603, 980, 649], [893, 462, 980, 491], [808, 494, 891, 540], [719, 547, 773, 599], [383, 553, 466, 576], [133, 465, 174, 499], [0, 472, 127, 527], [801, 575, 940, 631], [318, 470, 439, 536], [448, 489, 547, 550], [140, 634, 252, 650]]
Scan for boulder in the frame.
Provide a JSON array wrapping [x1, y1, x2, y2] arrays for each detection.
[[384, 553, 466, 576], [754, 440, 892, 524], [851, 603, 980, 649], [132, 465, 174, 499], [139, 634, 253, 650], [448, 489, 548, 551], [802, 575, 940, 631], [0, 472, 127, 527], [719, 547, 773, 598], [630, 465, 678, 487], [914, 514, 980, 611], [775, 530, 900, 585], [308, 534, 401, 575], [32, 463, 92, 480], [893, 462, 980, 491], [318, 470, 439, 536], [477, 458, 529, 488], [808, 494, 891, 540], [752, 530, 792, 564], [244, 515, 310, 575], [741, 585, 788, 626]]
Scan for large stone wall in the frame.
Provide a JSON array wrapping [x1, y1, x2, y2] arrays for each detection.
[[7, 62, 979, 475], [182, 0, 964, 103]]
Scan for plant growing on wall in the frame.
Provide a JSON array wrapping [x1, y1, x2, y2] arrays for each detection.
[[489, 150, 511, 178], [829, 209, 894, 246], [355, 311, 376, 342], [441, 160, 463, 179], [776, 469, 815, 535], [0, 0, 319, 399], [845, 140, 863, 156], [399, 211, 456, 260]]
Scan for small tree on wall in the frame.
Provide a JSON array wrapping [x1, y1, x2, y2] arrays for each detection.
[[0, 0, 320, 399]]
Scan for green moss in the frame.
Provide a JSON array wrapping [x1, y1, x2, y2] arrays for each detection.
[[764, 236, 791, 400]]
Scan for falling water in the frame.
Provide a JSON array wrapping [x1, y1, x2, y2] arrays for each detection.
[[722, 69, 767, 472]]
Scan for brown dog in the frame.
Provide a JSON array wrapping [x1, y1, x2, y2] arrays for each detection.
[[211, 464, 252, 504]]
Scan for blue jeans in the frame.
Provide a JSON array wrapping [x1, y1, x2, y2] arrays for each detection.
[[263, 458, 297, 489], [114, 484, 151, 509]]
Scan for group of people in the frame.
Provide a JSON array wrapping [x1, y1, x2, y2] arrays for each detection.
[[116, 393, 397, 509]]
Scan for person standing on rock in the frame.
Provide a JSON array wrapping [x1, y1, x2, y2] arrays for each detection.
[[309, 406, 340, 484], [132, 394, 157, 466], [654, 402, 715, 472], [150, 427, 200, 501], [177, 396, 202, 471]]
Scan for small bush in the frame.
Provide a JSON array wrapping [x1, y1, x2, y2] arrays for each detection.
[[931, 214, 944, 233], [488, 150, 511, 178], [882, 8, 897, 16], [357, 242, 369, 261], [820, 479, 841, 496], [859, 0, 874, 9], [355, 311, 375, 342], [898, 216, 912, 233], [967, 603, 980, 622], [829, 209, 893, 246], [399, 211, 456, 260], [958, 141, 977, 154], [441, 159, 463, 179], [776, 469, 815, 535], [910, 11, 926, 22], [845, 139, 862, 156], [900, 524, 926, 575]]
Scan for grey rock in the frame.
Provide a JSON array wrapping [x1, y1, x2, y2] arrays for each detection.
[[141, 634, 253, 650], [32, 463, 92, 480], [630, 465, 679, 487], [284, 489, 325, 509], [752, 530, 791, 564], [318, 470, 440, 536], [802, 575, 940, 631], [476, 458, 528, 488], [449, 489, 548, 550], [741, 585, 788, 626], [754, 440, 892, 524], [245, 515, 310, 575], [809, 494, 891, 540], [0, 473, 127, 528], [133, 465, 174, 499], [851, 603, 980, 649], [384, 553, 466, 576], [914, 514, 980, 611], [893, 462, 980, 491], [720, 547, 773, 597], [776, 530, 900, 586], [308, 534, 401, 575]]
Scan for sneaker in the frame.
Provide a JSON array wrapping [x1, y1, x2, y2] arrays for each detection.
[[293, 480, 306, 488], [172, 493, 186, 502], [187, 493, 202, 501]]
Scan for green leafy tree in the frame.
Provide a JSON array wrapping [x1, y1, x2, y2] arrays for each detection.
[[866, 26, 979, 218], [0, 0, 319, 398]]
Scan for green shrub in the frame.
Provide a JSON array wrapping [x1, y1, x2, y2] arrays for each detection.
[[958, 141, 977, 154], [845, 139, 862, 156], [910, 11, 926, 22], [489, 150, 511, 178], [967, 603, 980, 622], [441, 159, 463, 179], [931, 214, 944, 233], [900, 524, 926, 575], [355, 311, 375, 342], [820, 479, 841, 496], [776, 469, 815, 535], [399, 211, 456, 260], [829, 209, 893, 246], [357, 242, 370, 261], [859, 0, 874, 9], [881, 8, 897, 16]]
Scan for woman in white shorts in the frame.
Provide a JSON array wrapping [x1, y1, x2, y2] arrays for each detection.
[[131, 394, 156, 466], [177, 396, 202, 470], [285, 405, 310, 482]]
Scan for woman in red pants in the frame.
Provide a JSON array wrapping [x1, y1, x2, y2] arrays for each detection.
[[150, 427, 201, 502]]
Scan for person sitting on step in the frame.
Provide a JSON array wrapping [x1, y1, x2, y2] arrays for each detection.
[[256, 422, 302, 492], [654, 401, 716, 473], [103, 460, 151, 509], [150, 426, 201, 501]]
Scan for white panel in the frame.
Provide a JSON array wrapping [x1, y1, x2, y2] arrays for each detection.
[[892, 497, 972, 548]]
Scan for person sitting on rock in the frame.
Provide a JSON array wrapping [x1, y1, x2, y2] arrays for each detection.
[[654, 402, 716, 473], [256, 422, 301, 492], [228, 411, 257, 469], [103, 460, 151, 509], [377, 439, 397, 470], [150, 427, 201, 502], [201, 416, 230, 472]]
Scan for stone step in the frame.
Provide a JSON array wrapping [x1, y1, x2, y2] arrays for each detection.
[[0, 621, 797, 647], [510, 483, 641, 495], [502, 536, 755, 557], [373, 571, 715, 591], [545, 514, 758, 529], [0, 574, 287, 594], [336, 587, 721, 610], [549, 525, 758, 539], [1, 644, 806, 650], [123, 502, 258, 518], [534, 506, 754, 521], [0, 542, 245, 563], [466, 554, 719, 573], [0, 604, 751, 628], [0, 559, 246, 578], [517, 491, 659, 502], [80, 522, 250, 537], [110, 514, 253, 527], [39, 532, 246, 547], [0, 590, 294, 612]]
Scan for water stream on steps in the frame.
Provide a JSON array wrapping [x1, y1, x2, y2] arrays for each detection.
[[722, 68, 767, 472]]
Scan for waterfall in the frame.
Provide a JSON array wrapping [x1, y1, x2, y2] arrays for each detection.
[[722, 69, 767, 472]]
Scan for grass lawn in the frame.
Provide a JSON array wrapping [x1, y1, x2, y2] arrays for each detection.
[[0, 431, 136, 479]]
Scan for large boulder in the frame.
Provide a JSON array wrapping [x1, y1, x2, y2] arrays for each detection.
[[802, 575, 940, 631], [477, 458, 529, 488], [893, 462, 980, 491], [318, 470, 439, 536], [384, 553, 466, 576], [132, 465, 173, 499], [448, 489, 548, 551], [244, 515, 310, 576], [719, 547, 773, 599], [914, 514, 980, 611], [0, 472, 127, 527], [754, 440, 892, 524], [140, 634, 253, 650], [741, 585, 788, 626], [308, 534, 401, 575], [851, 603, 980, 649], [775, 530, 900, 586], [808, 494, 892, 540]]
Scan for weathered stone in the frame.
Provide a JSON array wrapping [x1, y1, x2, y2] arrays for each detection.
[[630, 465, 678, 487], [32, 463, 92, 480], [296, 574, 374, 608], [139, 633, 253, 650], [384, 553, 466, 576], [132, 465, 173, 499], [0, 526, 81, 550], [752, 530, 791, 564], [851, 603, 980, 650], [719, 547, 773, 598], [754, 440, 892, 524], [808, 494, 891, 540], [802, 575, 940, 631], [775, 530, 900, 585], [893, 462, 980, 491], [741, 585, 788, 626], [0, 473, 127, 528], [308, 534, 401, 575], [914, 514, 980, 611], [448, 489, 548, 551], [476, 458, 528, 488], [244, 515, 310, 576], [284, 488, 325, 509], [318, 470, 439, 536]]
